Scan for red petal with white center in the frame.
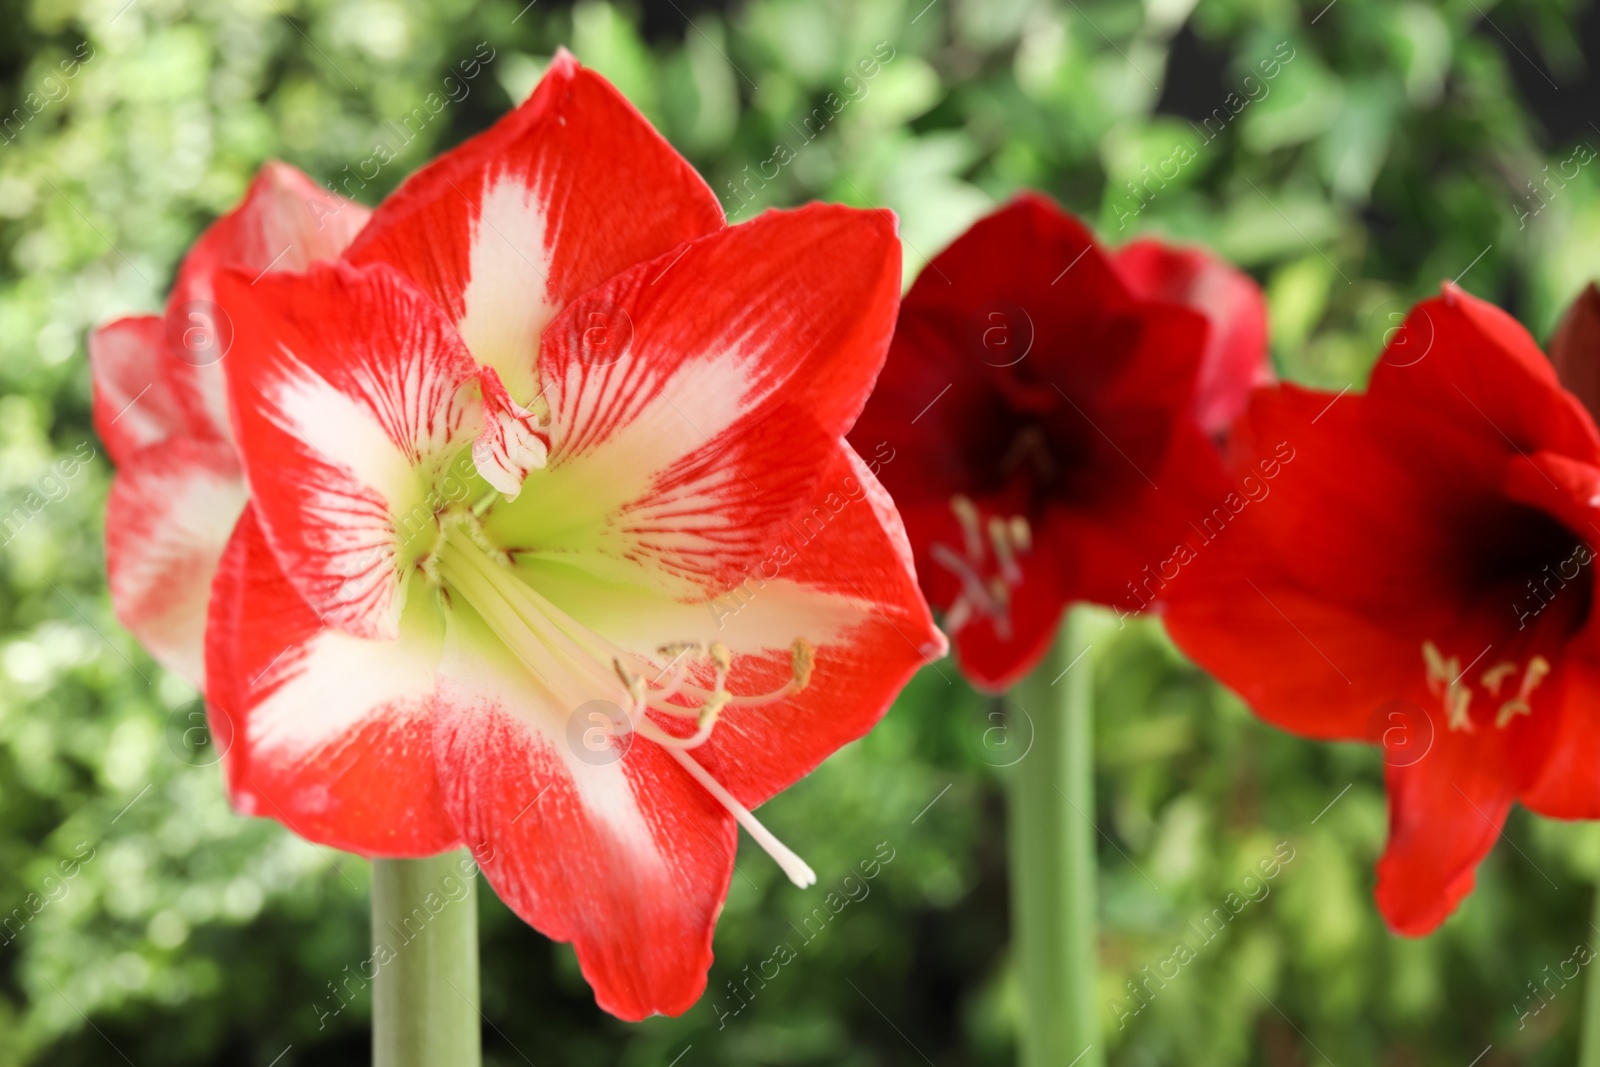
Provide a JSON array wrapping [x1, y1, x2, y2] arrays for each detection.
[[105, 438, 248, 687], [429, 601, 734, 1020], [1113, 238, 1272, 435], [685, 445, 946, 806], [205, 509, 458, 856], [216, 260, 483, 639], [472, 365, 548, 499], [344, 50, 724, 406], [488, 204, 901, 593]]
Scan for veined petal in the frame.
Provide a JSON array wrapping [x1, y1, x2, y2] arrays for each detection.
[[344, 50, 724, 406], [216, 259, 484, 639], [106, 439, 248, 687], [430, 599, 734, 1021], [486, 204, 902, 594], [686, 445, 946, 806], [205, 510, 457, 856]]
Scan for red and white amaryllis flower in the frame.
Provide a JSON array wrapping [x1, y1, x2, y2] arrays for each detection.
[[849, 194, 1267, 690], [94, 53, 942, 1019], [1165, 284, 1600, 934]]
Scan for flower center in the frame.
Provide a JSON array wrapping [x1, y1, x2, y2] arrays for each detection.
[[424, 515, 818, 887], [929, 494, 1031, 639], [1421, 640, 1551, 733]]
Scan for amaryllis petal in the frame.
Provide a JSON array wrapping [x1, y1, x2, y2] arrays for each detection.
[[207, 510, 458, 856], [92, 161, 369, 687], [1375, 677, 1560, 935], [1112, 237, 1272, 435], [106, 439, 249, 686], [1523, 656, 1600, 817], [431, 605, 735, 1022], [1548, 282, 1600, 424], [168, 161, 374, 446], [486, 203, 901, 595], [344, 50, 724, 407], [1368, 284, 1600, 461], [215, 260, 484, 640], [1375, 742, 1518, 937], [88, 315, 194, 465], [690, 447, 945, 806]]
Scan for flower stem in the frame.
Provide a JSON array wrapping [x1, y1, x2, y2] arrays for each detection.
[[1582, 882, 1600, 1066], [372, 852, 482, 1067], [1007, 606, 1101, 1067]]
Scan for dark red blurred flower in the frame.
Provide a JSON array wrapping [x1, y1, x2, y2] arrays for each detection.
[[1166, 283, 1600, 935], [849, 194, 1268, 690]]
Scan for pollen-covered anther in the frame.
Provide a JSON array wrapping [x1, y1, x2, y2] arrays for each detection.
[[932, 496, 1032, 639], [1481, 661, 1518, 697], [1495, 656, 1551, 728], [1422, 640, 1473, 731], [620, 636, 818, 754], [791, 638, 815, 691]]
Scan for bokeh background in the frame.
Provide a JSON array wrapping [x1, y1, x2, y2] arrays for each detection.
[[4, 0, 1600, 1062]]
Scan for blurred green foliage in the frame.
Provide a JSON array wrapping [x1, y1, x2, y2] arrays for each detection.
[[4, 0, 1600, 1063]]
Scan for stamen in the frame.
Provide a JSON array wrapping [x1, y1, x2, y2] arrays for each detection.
[[791, 638, 815, 690], [942, 596, 973, 636], [988, 516, 1022, 584], [930, 499, 1033, 642], [1009, 515, 1032, 553], [931, 543, 1003, 620], [439, 532, 818, 886], [1481, 662, 1518, 696], [1446, 684, 1473, 733], [1422, 641, 1453, 698], [1422, 640, 1472, 732], [662, 745, 817, 888], [1496, 656, 1551, 728], [951, 495, 985, 563]]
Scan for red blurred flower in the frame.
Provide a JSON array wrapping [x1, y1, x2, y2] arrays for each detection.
[[1165, 283, 1600, 935], [93, 53, 941, 1019], [849, 194, 1268, 690]]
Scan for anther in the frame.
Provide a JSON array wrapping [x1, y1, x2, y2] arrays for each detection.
[[791, 638, 815, 691], [1481, 662, 1518, 697]]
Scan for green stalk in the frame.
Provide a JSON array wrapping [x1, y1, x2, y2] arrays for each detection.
[[372, 852, 482, 1067], [1581, 883, 1600, 1066], [1007, 606, 1101, 1067]]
